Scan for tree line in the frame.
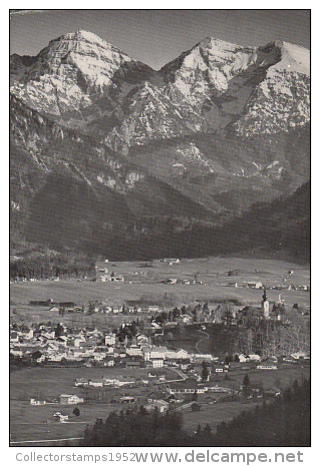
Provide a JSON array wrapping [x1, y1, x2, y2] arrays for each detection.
[[81, 378, 310, 447], [10, 252, 95, 280]]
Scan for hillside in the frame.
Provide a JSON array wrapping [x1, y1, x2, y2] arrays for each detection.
[[10, 31, 310, 261]]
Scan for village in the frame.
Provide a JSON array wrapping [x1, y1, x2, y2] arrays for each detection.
[[10, 290, 310, 418], [10, 256, 310, 444]]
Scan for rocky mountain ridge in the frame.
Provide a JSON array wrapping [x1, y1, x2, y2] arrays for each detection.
[[10, 31, 310, 259], [11, 31, 310, 149]]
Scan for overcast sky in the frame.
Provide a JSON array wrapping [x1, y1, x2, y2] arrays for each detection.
[[10, 9, 310, 70]]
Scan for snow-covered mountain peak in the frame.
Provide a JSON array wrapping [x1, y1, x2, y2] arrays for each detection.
[[10, 29, 142, 91], [257, 39, 310, 76], [10, 33, 310, 145], [161, 36, 258, 98], [49, 29, 129, 57], [195, 36, 254, 53], [272, 40, 310, 75]]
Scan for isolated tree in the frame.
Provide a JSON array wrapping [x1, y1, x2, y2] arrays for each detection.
[[225, 354, 232, 364], [242, 374, 251, 397], [242, 374, 250, 389], [203, 424, 212, 437], [191, 403, 201, 412], [73, 406, 80, 417], [54, 323, 64, 339], [201, 361, 209, 381]]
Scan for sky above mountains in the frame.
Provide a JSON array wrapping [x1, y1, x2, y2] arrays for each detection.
[[10, 9, 310, 70]]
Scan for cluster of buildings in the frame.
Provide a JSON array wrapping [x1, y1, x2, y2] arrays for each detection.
[[10, 324, 116, 363], [10, 321, 207, 367]]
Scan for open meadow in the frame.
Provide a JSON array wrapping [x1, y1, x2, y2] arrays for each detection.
[[10, 365, 177, 444], [10, 366, 177, 401], [10, 257, 310, 327], [10, 256, 310, 445], [10, 363, 309, 444]]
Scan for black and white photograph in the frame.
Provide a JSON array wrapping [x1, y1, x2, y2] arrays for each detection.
[[9, 8, 310, 449]]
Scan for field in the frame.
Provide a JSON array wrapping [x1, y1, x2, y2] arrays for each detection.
[[183, 363, 310, 433], [10, 365, 179, 445], [10, 256, 310, 445], [10, 366, 178, 401], [10, 257, 310, 327], [10, 363, 309, 445], [182, 401, 261, 433]]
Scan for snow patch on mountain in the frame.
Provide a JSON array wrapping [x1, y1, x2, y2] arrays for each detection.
[[10, 30, 310, 146], [270, 40, 310, 76]]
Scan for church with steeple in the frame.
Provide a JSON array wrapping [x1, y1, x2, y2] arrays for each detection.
[[262, 287, 270, 319]]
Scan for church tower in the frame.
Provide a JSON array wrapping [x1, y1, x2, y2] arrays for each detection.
[[262, 287, 270, 319]]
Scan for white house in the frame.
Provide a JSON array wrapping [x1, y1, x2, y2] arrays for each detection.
[[49, 307, 60, 313], [105, 334, 116, 346], [247, 354, 261, 362], [257, 364, 278, 370], [150, 346, 168, 359], [291, 352, 308, 360], [60, 394, 84, 404], [238, 354, 248, 363], [30, 398, 46, 405], [74, 378, 89, 387], [73, 337, 86, 348], [105, 359, 115, 367], [151, 358, 164, 368], [194, 354, 213, 361], [126, 345, 143, 357], [88, 379, 104, 387], [166, 349, 190, 360], [168, 382, 207, 394], [146, 400, 169, 413]]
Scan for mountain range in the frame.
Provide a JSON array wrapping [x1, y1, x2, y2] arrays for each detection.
[[10, 30, 310, 261]]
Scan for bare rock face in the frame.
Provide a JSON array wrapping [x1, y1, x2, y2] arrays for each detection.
[[10, 31, 310, 255], [11, 31, 309, 148], [10, 30, 154, 133]]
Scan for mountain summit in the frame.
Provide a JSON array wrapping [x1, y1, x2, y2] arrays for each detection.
[[10, 29, 153, 128], [10, 32, 310, 258], [11, 31, 310, 145]]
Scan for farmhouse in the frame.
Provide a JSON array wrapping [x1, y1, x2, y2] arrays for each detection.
[[145, 399, 170, 413], [151, 358, 164, 368], [105, 334, 117, 346], [207, 385, 234, 394], [126, 345, 143, 357], [247, 354, 261, 362], [245, 281, 264, 289], [74, 378, 89, 387], [120, 396, 135, 403], [60, 394, 84, 404], [166, 349, 190, 359], [30, 398, 46, 405], [194, 354, 213, 361], [168, 380, 207, 394], [114, 376, 136, 387], [147, 391, 169, 403], [264, 387, 282, 397], [88, 378, 104, 387], [48, 306, 60, 313], [257, 363, 278, 370], [283, 355, 298, 364]]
